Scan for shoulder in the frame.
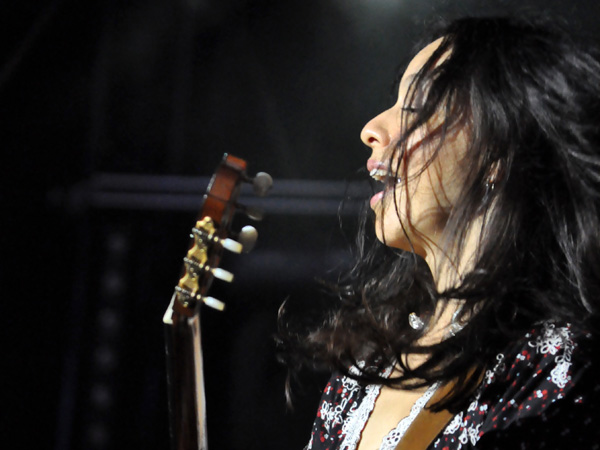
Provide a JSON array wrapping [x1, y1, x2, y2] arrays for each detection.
[[306, 371, 366, 450], [432, 321, 599, 449]]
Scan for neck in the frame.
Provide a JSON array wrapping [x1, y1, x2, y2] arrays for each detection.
[[424, 217, 483, 292], [415, 219, 483, 339]]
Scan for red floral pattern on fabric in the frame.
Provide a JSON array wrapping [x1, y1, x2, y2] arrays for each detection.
[[306, 322, 598, 450]]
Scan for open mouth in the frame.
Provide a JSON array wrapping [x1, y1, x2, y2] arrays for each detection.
[[370, 168, 401, 186], [369, 168, 401, 208]]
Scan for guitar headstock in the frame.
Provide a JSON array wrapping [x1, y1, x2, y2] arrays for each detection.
[[167, 154, 272, 319]]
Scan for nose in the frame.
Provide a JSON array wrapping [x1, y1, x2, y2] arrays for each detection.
[[360, 108, 394, 149]]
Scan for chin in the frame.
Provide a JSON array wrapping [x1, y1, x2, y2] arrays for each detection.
[[375, 226, 408, 251], [374, 223, 427, 258]]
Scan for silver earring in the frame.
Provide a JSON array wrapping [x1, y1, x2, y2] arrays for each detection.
[[482, 179, 496, 205], [408, 312, 425, 330], [448, 304, 465, 337]]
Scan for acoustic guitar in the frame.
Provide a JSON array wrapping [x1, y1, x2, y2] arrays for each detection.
[[163, 154, 272, 450]]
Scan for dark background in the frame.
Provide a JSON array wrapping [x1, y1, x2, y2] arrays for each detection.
[[3, 1, 600, 449]]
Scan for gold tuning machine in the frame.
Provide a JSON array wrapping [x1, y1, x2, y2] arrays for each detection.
[[191, 217, 243, 254]]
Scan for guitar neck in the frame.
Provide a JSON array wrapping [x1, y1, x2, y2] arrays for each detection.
[[163, 154, 271, 450], [164, 295, 208, 450]]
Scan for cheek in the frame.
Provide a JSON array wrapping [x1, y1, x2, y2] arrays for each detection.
[[431, 154, 464, 210], [405, 127, 428, 154], [385, 169, 446, 234]]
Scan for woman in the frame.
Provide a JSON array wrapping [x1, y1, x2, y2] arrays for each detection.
[[281, 16, 600, 449]]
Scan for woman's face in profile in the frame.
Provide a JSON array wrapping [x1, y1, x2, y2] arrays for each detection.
[[361, 39, 468, 258]]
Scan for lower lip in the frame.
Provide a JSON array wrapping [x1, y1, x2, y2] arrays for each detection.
[[370, 191, 384, 208]]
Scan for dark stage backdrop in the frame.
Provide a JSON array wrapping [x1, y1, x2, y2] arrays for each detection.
[[2, 1, 600, 449]]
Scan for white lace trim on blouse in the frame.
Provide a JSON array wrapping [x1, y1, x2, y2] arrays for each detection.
[[339, 368, 439, 450], [527, 321, 574, 388]]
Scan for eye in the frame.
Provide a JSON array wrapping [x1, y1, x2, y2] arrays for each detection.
[[402, 106, 420, 114]]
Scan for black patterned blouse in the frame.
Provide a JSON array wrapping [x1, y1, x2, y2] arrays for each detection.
[[306, 322, 599, 450]]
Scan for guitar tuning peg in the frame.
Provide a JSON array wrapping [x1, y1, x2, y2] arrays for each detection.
[[211, 267, 234, 283], [183, 257, 235, 282], [221, 237, 243, 254], [251, 172, 273, 197], [237, 204, 264, 221], [238, 225, 258, 253], [246, 205, 264, 221], [200, 295, 226, 311]]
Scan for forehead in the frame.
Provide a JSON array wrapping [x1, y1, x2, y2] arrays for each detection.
[[399, 38, 446, 93]]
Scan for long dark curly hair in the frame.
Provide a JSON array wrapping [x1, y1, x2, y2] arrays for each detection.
[[279, 16, 600, 411]]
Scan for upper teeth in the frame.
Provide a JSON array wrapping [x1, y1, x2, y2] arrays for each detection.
[[370, 168, 389, 181], [373, 167, 400, 182], [370, 168, 401, 184]]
